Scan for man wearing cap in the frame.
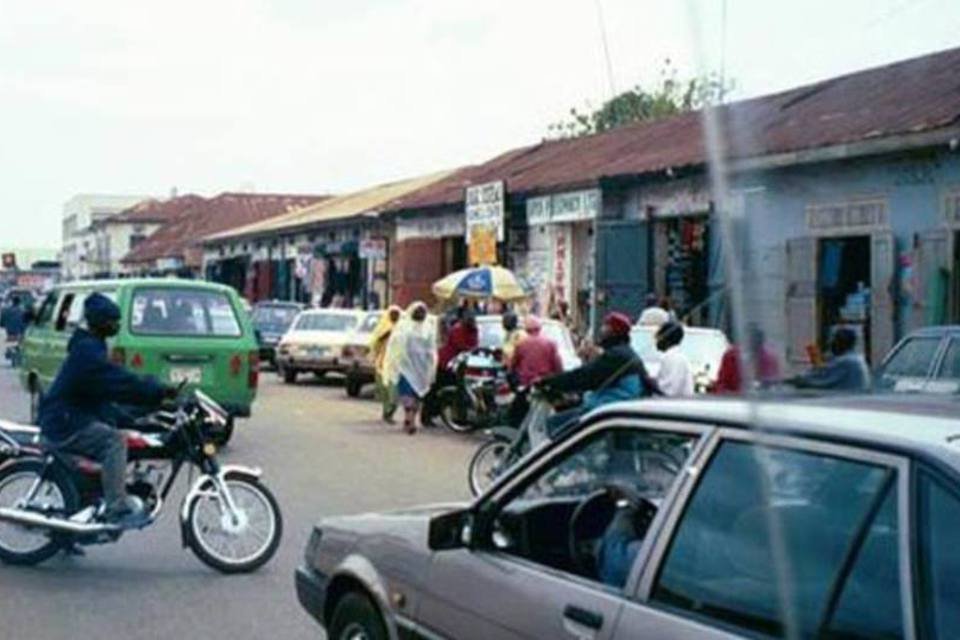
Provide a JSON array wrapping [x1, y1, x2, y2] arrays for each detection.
[[539, 312, 655, 437], [38, 292, 175, 527]]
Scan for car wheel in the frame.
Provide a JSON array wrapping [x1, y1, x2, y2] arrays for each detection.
[[281, 367, 298, 384], [329, 592, 388, 640]]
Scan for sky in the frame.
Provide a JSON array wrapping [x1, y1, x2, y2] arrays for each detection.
[[1, 0, 958, 249]]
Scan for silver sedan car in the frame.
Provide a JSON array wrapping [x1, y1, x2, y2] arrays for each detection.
[[296, 394, 960, 639]]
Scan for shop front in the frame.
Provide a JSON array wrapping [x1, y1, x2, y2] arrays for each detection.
[[390, 212, 467, 306], [784, 198, 896, 366], [522, 189, 599, 332]]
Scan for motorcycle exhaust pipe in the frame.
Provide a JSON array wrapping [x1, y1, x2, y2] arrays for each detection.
[[0, 507, 117, 535]]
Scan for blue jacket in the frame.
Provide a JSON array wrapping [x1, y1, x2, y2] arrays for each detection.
[[38, 329, 167, 441], [794, 352, 871, 392]]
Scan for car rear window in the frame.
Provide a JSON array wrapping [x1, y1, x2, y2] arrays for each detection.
[[131, 288, 241, 337], [295, 313, 357, 332], [883, 337, 941, 378], [253, 305, 300, 332]]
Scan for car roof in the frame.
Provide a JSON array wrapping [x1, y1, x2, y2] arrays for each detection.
[[631, 324, 726, 336], [254, 300, 302, 308], [901, 325, 960, 338], [53, 278, 235, 295], [589, 394, 960, 466], [476, 314, 562, 326], [299, 308, 362, 316]]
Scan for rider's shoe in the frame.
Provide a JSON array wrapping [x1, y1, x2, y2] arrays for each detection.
[[101, 496, 150, 530]]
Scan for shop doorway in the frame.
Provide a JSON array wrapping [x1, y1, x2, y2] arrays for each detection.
[[953, 230, 960, 323], [818, 235, 871, 356], [653, 216, 710, 323]]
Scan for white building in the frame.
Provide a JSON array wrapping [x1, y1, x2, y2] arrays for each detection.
[[61, 194, 150, 280]]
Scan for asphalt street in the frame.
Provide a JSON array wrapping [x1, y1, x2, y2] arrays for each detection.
[[0, 365, 476, 640]]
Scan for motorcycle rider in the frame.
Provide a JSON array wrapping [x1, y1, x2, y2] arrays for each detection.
[[37, 293, 175, 527], [500, 310, 526, 366], [538, 312, 656, 437]]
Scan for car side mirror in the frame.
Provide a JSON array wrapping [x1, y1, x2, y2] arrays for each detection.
[[428, 508, 474, 551]]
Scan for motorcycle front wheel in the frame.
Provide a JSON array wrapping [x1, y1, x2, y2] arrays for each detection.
[[185, 476, 282, 574], [468, 437, 512, 497], [438, 387, 475, 434]]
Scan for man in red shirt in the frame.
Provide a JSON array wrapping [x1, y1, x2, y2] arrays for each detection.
[[713, 325, 781, 394], [511, 316, 563, 387], [424, 310, 479, 426], [507, 316, 564, 427]]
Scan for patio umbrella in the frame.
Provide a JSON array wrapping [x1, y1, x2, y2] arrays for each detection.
[[432, 265, 527, 302]]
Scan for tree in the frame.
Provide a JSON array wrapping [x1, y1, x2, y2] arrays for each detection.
[[548, 59, 731, 139]]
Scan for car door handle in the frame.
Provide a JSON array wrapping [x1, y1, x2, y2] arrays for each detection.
[[563, 605, 603, 631]]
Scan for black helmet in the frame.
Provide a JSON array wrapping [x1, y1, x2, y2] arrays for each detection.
[[502, 311, 518, 331], [656, 320, 684, 350]]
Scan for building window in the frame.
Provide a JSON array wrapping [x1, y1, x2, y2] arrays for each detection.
[[129, 234, 147, 250]]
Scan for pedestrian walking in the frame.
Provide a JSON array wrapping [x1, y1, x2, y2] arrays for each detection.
[[789, 327, 871, 392], [370, 305, 402, 423], [655, 321, 695, 397], [383, 302, 437, 434], [2, 295, 27, 368]]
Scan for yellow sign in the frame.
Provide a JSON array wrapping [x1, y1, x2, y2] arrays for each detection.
[[468, 224, 497, 266]]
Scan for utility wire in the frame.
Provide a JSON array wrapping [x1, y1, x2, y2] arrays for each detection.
[[594, 0, 617, 99]]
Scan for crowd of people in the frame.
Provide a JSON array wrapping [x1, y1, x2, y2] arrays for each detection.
[[360, 293, 874, 437]]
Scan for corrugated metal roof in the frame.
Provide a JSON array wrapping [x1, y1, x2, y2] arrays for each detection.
[[387, 45, 960, 211], [122, 192, 329, 267], [204, 170, 457, 243]]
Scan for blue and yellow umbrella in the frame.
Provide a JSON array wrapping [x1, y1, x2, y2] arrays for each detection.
[[432, 265, 527, 302]]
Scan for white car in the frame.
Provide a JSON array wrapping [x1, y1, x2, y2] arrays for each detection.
[[275, 308, 364, 384], [475, 315, 582, 371], [630, 324, 729, 392]]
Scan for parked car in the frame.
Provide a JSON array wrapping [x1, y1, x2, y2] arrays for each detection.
[[342, 310, 383, 397], [252, 300, 304, 367], [630, 324, 729, 392], [276, 309, 363, 384], [475, 314, 582, 371], [19, 279, 259, 442], [875, 325, 960, 394], [297, 393, 960, 640]]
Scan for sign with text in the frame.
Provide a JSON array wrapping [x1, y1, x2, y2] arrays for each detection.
[[396, 213, 465, 241], [468, 224, 498, 266], [358, 238, 387, 260], [465, 181, 505, 242], [525, 189, 600, 226]]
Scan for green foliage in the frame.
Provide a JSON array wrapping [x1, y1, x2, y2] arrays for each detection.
[[548, 59, 732, 139]]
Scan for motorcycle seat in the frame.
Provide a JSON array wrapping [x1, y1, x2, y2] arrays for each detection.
[[46, 450, 103, 475]]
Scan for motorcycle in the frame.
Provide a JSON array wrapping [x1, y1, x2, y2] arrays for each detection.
[[467, 388, 580, 496], [0, 389, 282, 573], [437, 348, 515, 434]]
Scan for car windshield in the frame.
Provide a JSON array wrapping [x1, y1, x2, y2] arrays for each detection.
[[295, 313, 357, 332], [130, 288, 241, 337], [477, 318, 572, 352], [252, 306, 300, 333]]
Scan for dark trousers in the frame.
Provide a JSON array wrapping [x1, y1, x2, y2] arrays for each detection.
[[48, 422, 127, 510]]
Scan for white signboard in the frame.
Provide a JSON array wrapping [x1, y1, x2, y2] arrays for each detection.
[[465, 181, 505, 241], [526, 189, 600, 226], [359, 238, 387, 260], [396, 213, 466, 241]]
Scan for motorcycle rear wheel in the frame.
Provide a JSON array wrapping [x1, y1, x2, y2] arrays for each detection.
[[0, 459, 78, 566], [438, 387, 475, 434], [468, 437, 512, 497], [185, 476, 282, 574]]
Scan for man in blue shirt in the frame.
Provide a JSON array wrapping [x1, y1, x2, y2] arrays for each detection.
[[790, 327, 871, 392], [38, 293, 174, 526]]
